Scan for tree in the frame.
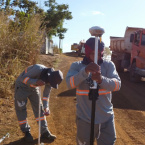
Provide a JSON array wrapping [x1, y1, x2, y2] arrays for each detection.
[[0, 0, 72, 51], [0, 0, 45, 31], [57, 20, 67, 49], [13, 0, 45, 30], [41, 0, 72, 40]]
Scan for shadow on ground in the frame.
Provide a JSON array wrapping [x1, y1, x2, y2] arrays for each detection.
[[64, 52, 84, 58], [57, 88, 76, 97], [112, 71, 145, 111]]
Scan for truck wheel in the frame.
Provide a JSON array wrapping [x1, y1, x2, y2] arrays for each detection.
[[115, 60, 124, 72], [130, 63, 141, 82]]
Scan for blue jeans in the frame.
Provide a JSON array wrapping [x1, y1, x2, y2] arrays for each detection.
[[76, 115, 116, 145]]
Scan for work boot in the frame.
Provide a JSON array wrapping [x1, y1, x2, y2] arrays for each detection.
[[24, 131, 33, 142], [41, 131, 56, 141]]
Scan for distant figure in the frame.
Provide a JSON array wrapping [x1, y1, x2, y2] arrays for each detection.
[[66, 38, 121, 145], [14, 64, 63, 142]]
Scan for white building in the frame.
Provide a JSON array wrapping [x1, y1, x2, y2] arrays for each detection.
[[41, 37, 53, 54]]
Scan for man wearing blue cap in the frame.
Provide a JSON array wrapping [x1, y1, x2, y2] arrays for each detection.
[[66, 38, 121, 145], [14, 64, 63, 142]]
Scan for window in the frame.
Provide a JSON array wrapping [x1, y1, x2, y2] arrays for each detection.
[[134, 32, 140, 45], [141, 34, 145, 45]]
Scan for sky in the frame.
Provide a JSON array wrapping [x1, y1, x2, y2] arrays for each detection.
[[39, 0, 145, 52]]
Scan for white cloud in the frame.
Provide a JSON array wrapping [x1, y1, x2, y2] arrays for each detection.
[[91, 11, 104, 15]]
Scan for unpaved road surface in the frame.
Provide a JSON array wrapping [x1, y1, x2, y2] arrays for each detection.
[[0, 52, 145, 145]]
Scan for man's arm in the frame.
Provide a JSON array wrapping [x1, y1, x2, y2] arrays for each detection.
[[19, 65, 44, 87], [99, 61, 121, 92], [42, 84, 52, 109]]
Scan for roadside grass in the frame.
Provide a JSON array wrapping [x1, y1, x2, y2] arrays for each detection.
[[0, 13, 45, 143], [0, 12, 44, 99], [52, 57, 60, 68]]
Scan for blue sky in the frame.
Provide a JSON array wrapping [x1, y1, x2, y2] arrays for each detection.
[[39, 0, 145, 52]]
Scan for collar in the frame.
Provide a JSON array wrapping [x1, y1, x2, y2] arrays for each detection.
[[82, 56, 103, 65]]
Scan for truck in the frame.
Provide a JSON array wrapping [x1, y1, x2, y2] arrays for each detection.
[[71, 43, 79, 52], [110, 26, 145, 82], [71, 40, 85, 56], [77, 40, 85, 56]]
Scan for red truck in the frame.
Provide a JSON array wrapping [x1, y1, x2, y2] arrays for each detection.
[[110, 26, 145, 82]]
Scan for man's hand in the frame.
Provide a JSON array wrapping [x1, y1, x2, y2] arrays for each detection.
[[85, 62, 102, 84], [44, 107, 50, 116], [91, 72, 102, 84], [85, 62, 101, 74], [36, 79, 45, 86]]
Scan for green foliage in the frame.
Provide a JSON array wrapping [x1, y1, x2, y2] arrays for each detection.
[[0, 0, 72, 52], [42, 0, 72, 39], [59, 48, 63, 53], [57, 22, 67, 39]]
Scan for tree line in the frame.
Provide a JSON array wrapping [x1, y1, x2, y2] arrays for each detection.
[[0, 0, 72, 98], [0, 0, 73, 40]]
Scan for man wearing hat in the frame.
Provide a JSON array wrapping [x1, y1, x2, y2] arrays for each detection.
[[14, 64, 63, 142], [66, 38, 121, 145]]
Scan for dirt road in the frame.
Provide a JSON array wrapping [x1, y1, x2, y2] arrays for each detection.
[[1, 52, 145, 145]]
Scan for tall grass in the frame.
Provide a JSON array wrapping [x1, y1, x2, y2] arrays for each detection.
[[0, 12, 44, 98], [53, 45, 63, 54]]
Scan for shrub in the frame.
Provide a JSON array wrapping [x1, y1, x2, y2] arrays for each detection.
[[53, 45, 63, 54], [0, 12, 44, 98]]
